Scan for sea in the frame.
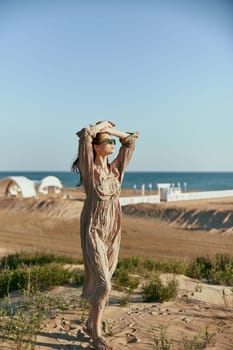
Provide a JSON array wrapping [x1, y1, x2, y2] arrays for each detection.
[[1, 171, 233, 192]]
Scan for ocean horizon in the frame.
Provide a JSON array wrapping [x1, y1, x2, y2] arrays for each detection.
[[1, 171, 233, 192]]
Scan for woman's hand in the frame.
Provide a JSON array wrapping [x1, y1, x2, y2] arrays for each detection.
[[108, 121, 116, 127], [98, 121, 116, 133]]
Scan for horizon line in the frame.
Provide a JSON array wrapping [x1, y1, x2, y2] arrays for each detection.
[[1, 170, 233, 173]]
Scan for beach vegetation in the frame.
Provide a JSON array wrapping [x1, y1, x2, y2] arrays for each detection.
[[180, 325, 216, 349], [0, 263, 83, 298], [114, 257, 183, 305], [113, 268, 140, 306], [187, 253, 233, 285], [103, 320, 114, 337], [0, 286, 82, 350], [0, 252, 225, 349], [113, 268, 140, 292], [0, 251, 82, 270], [152, 324, 215, 350], [143, 274, 178, 303], [1, 252, 233, 301], [116, 256, 187, 275], [0, 252, 85, 350], [152, 324, 172, 350], [114, 254, 233, 305]]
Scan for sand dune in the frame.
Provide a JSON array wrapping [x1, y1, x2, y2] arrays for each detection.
[[1, 194, 233, 230], [0, 197, 83, 219], [0, 195, 233, 261], [1, 194, 233, 349], [122, 201, 233, 231]]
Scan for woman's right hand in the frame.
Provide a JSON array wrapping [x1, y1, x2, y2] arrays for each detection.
[[96, 120, 115, 132], [107, 121, 116, 127]]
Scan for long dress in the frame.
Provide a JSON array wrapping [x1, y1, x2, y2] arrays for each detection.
[[76, 126, 138, 308]]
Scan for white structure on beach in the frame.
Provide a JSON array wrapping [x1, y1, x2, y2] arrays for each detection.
[[165, 189, 233, 202], [0, 176, 37, 198], [157, 183, 233, 202], [0, 175, 63, 198], [120, 194, 160, 206], [38, 176, 63, 195], [121, 182, 233, 206]]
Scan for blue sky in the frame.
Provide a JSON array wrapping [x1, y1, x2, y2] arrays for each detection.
[[0, 0, 233, 171]]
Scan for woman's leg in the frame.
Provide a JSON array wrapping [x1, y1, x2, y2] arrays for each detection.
[[89, 305, 103, 338], [86, 298, 112, 350]]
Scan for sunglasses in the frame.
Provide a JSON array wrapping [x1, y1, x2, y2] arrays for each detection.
[[95, 138, 116, 145]]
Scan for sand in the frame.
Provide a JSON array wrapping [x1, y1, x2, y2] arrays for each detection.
[[0, 189, 233, 261], [0, 189, 233, 349], [32, 275, 233, 350]]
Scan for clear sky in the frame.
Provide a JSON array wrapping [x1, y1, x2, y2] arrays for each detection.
[[0, 0, 233, 171]]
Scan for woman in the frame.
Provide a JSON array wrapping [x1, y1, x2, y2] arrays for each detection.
[[72, 120, 139, 350]]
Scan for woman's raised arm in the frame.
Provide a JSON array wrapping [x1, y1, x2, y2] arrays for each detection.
[[103, 127, 130, 140], [109, 128, 139, 182]]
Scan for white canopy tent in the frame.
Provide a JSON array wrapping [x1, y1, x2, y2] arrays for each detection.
[[0, 176, 37, 198], [38, 176, 63, 195]]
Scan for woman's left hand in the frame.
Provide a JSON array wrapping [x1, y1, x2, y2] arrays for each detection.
[[100, 121, 115, 133]]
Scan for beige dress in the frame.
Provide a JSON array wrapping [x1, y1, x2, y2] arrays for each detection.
[[77, 126, 138, 308]]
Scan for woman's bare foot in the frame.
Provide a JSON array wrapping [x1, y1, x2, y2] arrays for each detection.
[[92, 336, 113, 350]]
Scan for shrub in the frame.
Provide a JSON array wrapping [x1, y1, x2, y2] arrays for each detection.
[[117, 256, 187, 276], [187, 256, 213, 280], [0, 263, 83, 298], [143, 275, 178, 303], [187, 254, 233, 285], [210, 265, 233, 285], [113, 268, 139, 292], [0, 252, 82, 270]]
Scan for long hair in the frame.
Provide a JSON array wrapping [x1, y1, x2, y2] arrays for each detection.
[[71, 156, 82, 186]]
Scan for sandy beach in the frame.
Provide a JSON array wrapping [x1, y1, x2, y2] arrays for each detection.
[[0, 189, 233, 349], [0, 188, 233, 261]]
